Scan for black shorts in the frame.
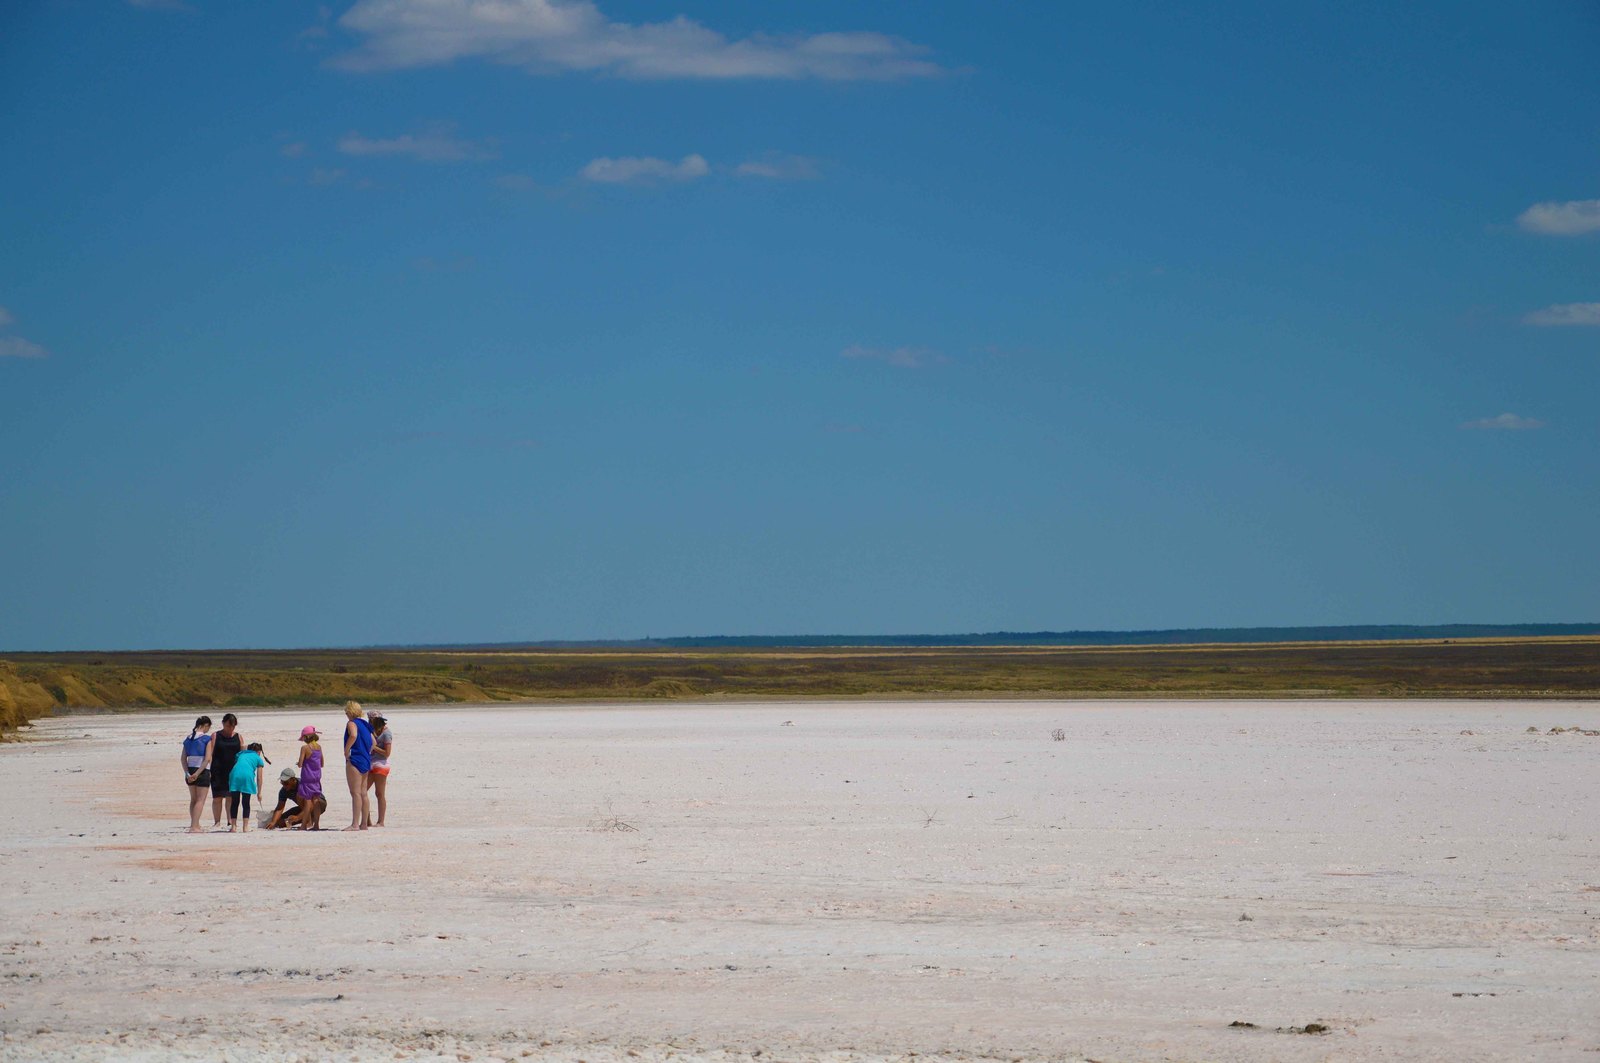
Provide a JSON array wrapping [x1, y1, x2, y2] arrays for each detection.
[[210, 769, 233, 797], [188, 769, 211, 789]]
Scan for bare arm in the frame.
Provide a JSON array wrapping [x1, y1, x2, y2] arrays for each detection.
[[345, 721, 357, 757]]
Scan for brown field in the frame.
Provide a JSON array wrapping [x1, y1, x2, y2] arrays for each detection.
[[3, 636, 1599, 736]]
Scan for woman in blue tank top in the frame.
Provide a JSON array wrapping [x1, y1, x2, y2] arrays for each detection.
[[341, 701, 375, 831]]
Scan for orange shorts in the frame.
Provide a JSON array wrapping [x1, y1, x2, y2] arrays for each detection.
[[369, 765, 390, 777]]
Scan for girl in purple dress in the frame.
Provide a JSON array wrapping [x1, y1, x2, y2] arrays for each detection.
[[295, 726, 325, 830]]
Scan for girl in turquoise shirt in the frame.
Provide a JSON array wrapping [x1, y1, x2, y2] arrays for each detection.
[[227, 743, 270, 832]]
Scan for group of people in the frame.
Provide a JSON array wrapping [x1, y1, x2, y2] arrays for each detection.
[[180, 701, 394, 833]]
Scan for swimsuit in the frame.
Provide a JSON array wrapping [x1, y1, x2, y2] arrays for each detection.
[[369, 728, 392, 777], [348, 718, 373, 774]]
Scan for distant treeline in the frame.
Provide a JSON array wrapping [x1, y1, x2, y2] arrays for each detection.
[[413, 623, 1600, 651]]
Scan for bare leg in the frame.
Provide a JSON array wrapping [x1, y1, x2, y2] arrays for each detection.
[[187, 785, 206, 832], [211, 794, 224, 828], [343, 764, 366, 830], [372, 773, 387, 826]]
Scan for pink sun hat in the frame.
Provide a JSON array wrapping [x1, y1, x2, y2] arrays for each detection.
[[300, 725, 319, 738]]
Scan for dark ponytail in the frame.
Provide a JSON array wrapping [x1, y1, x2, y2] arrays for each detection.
[[188, 715, 212, 741]]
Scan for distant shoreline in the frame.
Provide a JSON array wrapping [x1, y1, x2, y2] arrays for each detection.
[[5, 633, 1598, 732]]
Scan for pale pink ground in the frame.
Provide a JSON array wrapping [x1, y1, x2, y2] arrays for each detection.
[[1, 700, 1597, 1061]]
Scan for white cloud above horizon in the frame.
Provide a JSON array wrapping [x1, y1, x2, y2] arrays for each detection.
[[0, 308, 48, 359], [1517, 199, 1600, 236], [332, 0, 943, 81], [1461, 413, 1545, 431], [841, 344, 945, 368], [1524, 302, 1600, 327], [735, 153, 821, 180], [338, 126, 496, 162], [580, 154, 709, 185], [0, 337, 48, 359]]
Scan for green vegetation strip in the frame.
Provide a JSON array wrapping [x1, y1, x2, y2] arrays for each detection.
[[3, 637, 1597, 733]]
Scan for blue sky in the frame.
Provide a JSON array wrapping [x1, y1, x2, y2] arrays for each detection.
[[3, 0, 1597, 650]]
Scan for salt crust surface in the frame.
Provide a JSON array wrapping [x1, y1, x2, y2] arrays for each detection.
[[2, 700, 1597, 1062]]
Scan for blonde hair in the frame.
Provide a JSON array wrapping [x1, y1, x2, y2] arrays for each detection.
[[344, 701, 363, 719]]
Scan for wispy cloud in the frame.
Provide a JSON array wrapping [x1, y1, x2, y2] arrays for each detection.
[[297, 5, 335, 48], [307, 167, 349, 186], [1462, 413, 1545, 431], [0, 337, 48, 359], [1517, 199, 1600, 236], [0, 309, 49, 359], [337, 126, 497, 162], [841, 344, 946, 368], [1524, 302, 1600, 327], [580, 154, 708, 185], [333, 0, 943, 81], [735, 153, 821, 180], [280, 141, 310, 158]]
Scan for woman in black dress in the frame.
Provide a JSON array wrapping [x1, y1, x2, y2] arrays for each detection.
[[202, 713, 244, 830]]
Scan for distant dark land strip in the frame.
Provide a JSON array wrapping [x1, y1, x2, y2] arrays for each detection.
[[405, 622, 1600, 650], [4, 634, 1599, 733]]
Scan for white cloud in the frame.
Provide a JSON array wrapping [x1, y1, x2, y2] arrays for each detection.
[[0, 337, 48, 359], [281, 141, 310, 158], [337, 126, 497, 162], [1461, 413, 1545, 431], [1517, 199, 1600, 236], [580, 154, 708, 185], [333, 0, 942, 81], [735, 153, 821, 180], [841, 344, 945, 368], [0, 307, 12, 328], [308, 167, 349, 185], [1524, 302, 1600, 327]]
